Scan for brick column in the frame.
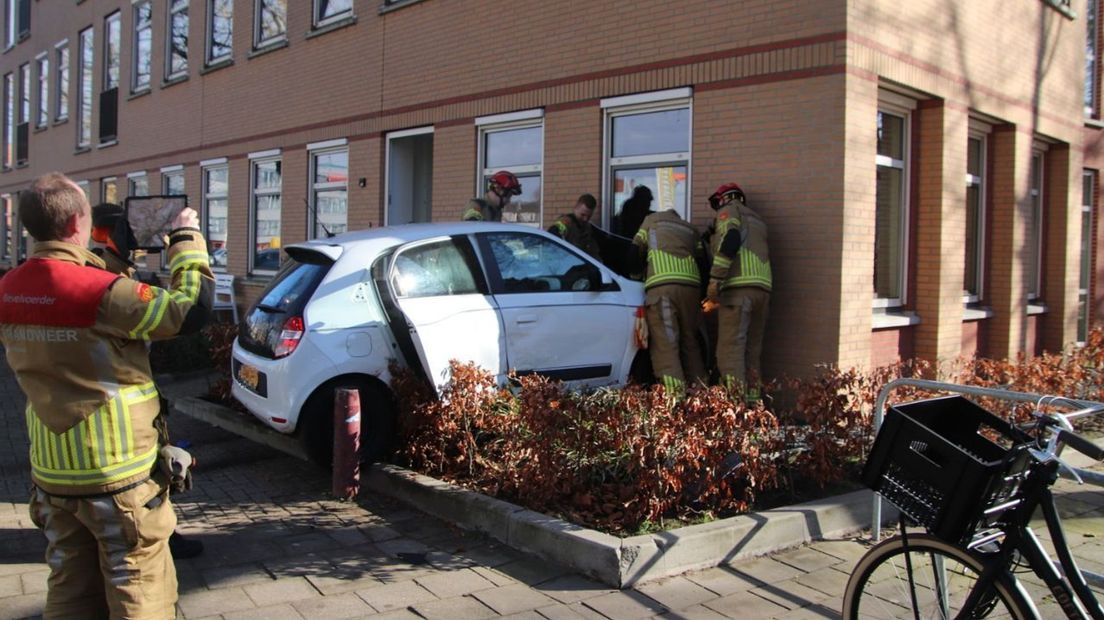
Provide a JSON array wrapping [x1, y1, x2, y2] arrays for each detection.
[[543, 103, 602, 226], [1042, 144, 1081, 351], [913, 100, 967, 370], [987, 126, 1030, 359], [281, 146, 307, 247], [431, 122, 476, 221]]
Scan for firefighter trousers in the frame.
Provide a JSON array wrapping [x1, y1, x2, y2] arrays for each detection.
[[717, 286, 770, 398], [645, 283, 706, 394], [29, 476, 177, 619]]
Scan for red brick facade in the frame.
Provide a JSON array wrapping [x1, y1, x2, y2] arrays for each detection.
[[0, 0, 1098, 382]]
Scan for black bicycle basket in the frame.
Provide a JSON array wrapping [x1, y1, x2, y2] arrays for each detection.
[[862, 395, 1033, 544]]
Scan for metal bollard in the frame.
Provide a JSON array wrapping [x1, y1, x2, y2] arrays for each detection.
[[332, 387, 361, 500]]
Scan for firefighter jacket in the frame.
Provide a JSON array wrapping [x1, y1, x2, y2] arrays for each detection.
[[548, 214, 601, 258], [462, 198, 502, 222], [0, 230, 214, 497], [709, 203, 772, 293], [632, 210, 704, 297]]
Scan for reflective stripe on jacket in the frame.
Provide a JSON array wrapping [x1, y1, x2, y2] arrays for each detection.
[[710, 203, 772, 292], [632, 210, 703, 289]]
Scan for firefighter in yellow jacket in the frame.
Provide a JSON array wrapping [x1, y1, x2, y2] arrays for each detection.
[[630, 209, 707, 396], [705, 183, 772, 402], [0, 173, 214, 619]]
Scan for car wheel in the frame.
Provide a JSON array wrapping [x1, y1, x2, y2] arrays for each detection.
[[299, 379, 396, 468]]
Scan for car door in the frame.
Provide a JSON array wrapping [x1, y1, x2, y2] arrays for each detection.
[[388, 236, 506, 390], [475, 230, 634, 387]]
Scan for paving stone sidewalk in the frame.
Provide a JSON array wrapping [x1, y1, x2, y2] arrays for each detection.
[[2, 361, 1103, 619]]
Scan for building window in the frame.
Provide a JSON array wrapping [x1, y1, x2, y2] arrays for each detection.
[[4, 0, 28, 49], [309, 146, 347, 238], [602, 89, 691, 228], [477, 116, 543, 226], [55, 41, 68, 122], [166, 0, 188, 79], [162, 167, 184, 194], [1, 194, 9, 261], [1080, 171, 1095, 342], [2, 72, 11, 168], [101, 177, 118, 205], [1027, 149, 1045, 300], [100, 12, 121, 144], [34, 54, 47, 129], [255, 0, 286, 49], [314, 0, 353, 28], [1089, 0, 1099, 116], [874, 96, 914, 307], [128, 173, 149, 198], [132, 2, 152, 93], [251, 157, 281, 273], [77, 27, 93, 148], [207, 0, 233, 65], [76, 180, 91, 201], [964, 127, 989, 302], [203, 163, 229, 269], [16, 62, 27, 165]]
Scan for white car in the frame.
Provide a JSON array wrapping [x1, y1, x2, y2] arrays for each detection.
[[231, 222, 647, 465]]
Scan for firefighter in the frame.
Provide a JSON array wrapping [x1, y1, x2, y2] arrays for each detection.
[[705, 183, 772, 403], [0, 173, 213, 618], [629, 208, 707, 396], [548, 193, 601, 258], [462, 170, 522, 222]]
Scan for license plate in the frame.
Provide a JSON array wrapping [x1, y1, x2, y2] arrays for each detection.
[[238, 363, 260, 390]]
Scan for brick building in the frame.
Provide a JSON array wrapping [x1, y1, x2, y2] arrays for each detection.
[[0, 0, 1098, 382]]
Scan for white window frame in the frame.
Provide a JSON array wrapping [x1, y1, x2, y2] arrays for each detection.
[[127, 171, 149, 197], [17, 61, 27, 128], [873, 92, 915, 309], [54, 40, 68, 122], [4, 1, 15, 49], [161, 164, 184, 194], [314, 0, 354, 29], [964, 121, 991, 304], [1028, 145, 1047, 301], [3, 72, 13, 169], [476, 111, 544, 227], [249, 152, 282, 275], [165, 0, 189, 80], [0, 193, 9, 261], [103, 12, 121, 92], [1088, 0, 1099, 117], [34, 52, 46, 129], [131, 1, 152, 93], [1079, 169, 1095, 343], [254, 0, 287, 50], [76, 27, 93, 148], [201, 160, 229, 272], [101, 176, 118, 204], [308, 144, 348, 240], [601, 88, 693, 226], [206, 0, 233, 66]]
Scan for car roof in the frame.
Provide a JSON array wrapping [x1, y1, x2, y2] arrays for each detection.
[[288, 222, 551, 252]]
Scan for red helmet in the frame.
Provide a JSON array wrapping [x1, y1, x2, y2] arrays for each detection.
[[709, 183, 746, 210], [489, 170, 523, 196]]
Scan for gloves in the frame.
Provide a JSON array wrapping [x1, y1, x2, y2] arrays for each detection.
[[159, 446, 195, 494], [706, 279, 720, 303]]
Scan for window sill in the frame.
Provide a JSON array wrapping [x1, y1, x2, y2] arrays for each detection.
[[962, 306, 994, 322], [53, 117, 68, 127], [1041, 0, 1076, 19], [872, 310, 920, 329], [248, 39, 288, 59], [74, 145, 91, 155], [1027, 302, 1048, 316], [127, 88, 151, 101], [379, 0, 428, 14], [306, 15, 357, 39], [242, 275, 275, 287], [161, 74, 188, 88], [97, 140, 118, 149], [33, 125, 47, 134], [1086, 117, 1104, 129], [14, 162, 27, 169], [200, 58, 234, 76]]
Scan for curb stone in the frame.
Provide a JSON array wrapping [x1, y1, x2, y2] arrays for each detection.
[[172, 392, 897, 588]]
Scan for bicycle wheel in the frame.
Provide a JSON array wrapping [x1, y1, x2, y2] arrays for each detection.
[[842, 533, 1033, 619]]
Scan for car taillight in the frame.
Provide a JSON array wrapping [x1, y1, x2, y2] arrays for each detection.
[[274, 316, 304, 358]]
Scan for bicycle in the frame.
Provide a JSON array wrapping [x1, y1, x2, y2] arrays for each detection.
[[842, 390, 1104, 619]]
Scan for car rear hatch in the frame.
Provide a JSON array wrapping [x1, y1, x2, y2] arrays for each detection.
[[237, 248, 334, 359]]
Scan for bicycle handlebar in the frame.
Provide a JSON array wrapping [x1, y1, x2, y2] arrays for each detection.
[[1056, 429, 1104, 462]]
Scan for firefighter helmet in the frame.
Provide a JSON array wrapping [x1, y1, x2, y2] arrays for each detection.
[[709, 183, 746, 210], [489, 170, 523, 196]]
